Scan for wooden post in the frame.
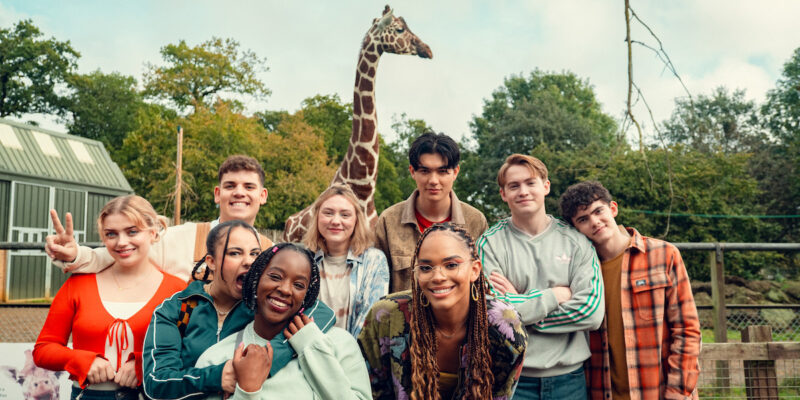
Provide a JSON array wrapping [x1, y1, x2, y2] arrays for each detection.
[[0, 249, 6, 302], [710, 244, 727, 343], [742, 326, 778, 399], [710, 245, 730, 393], [174, 126, 183, 226]]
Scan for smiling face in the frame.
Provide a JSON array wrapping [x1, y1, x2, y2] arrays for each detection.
[[214, 170, 268, 224], [206, 226, 261, 300], [256, 250, 311, 328], [316, 194, 357, 253], [410, 153, 460, 205], [500, 165, 550, 219], [101, 213, 156, 269], [415, 231, 481, 314], [571, 200, 620, 246]]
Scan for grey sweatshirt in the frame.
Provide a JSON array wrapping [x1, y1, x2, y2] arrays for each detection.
[[477, 216, 604, 377]]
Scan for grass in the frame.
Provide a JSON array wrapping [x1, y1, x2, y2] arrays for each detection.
[[702, 329, 742, 343]]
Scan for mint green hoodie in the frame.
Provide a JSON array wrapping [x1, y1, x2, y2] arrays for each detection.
[[195, 322, 371, 399]]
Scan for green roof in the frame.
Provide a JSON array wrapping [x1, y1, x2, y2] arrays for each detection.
[[0, 118, 133, 194]]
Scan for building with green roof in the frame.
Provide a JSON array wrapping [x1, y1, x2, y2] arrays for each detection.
[[0, 118, 133, 301]]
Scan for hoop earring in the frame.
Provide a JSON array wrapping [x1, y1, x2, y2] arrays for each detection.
[[419, 290, 430, 307], [471, 282, 480, 301]]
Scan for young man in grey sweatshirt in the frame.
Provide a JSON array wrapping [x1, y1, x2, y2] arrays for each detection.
[[477, 154, 604, 400]]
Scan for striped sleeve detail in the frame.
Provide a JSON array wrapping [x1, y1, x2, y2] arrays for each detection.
[[537, 254, 603, 329], [477, 219, 511, 298]]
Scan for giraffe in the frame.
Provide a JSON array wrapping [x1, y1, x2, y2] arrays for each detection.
[[282, 5, 432, 242]]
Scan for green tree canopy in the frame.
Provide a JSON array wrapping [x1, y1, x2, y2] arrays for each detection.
[[757, 47, 800, 240], [662, 87, 765, 153], [299, 94, 353, 162], [63, 70, 144, 154], [458, 70, 618, 220], [763, 47, 800, 143], [0, 19, 79, 117], [118, 100, 334, 229], [143, 37, 270, 113]]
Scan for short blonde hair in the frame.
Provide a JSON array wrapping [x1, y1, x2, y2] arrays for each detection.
[[97, 195, 168, 240], [302, 185, 373, 256], [497, 153, 548, 188]]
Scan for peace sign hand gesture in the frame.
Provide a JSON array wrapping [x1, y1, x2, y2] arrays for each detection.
[[45, 209, 78, 263]]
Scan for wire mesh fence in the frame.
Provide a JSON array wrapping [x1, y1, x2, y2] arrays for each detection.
[[699, 305, 800, 342], [699, 357, 800, 399]]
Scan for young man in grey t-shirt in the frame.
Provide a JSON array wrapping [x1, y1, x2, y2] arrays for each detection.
[[477, 154, 604, 400]]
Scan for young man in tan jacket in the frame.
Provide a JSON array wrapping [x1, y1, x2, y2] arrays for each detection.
[[375, 132, 488, 292]]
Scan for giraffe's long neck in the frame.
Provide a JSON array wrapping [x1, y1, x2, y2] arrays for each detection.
[[331, 31, 382, 222]]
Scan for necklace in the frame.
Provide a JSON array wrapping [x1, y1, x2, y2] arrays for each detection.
[[435, 321, 466, 339], [214, 303, 234, 316], [203, 283, 235, 317], [111, 268, 142, 290]]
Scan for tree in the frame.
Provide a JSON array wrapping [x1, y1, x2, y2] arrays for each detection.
[[63, 70, 144, 154], [458, 70, 618, 221], [758, 47, 800, 240], [143, 37, 270, 113], [254, 95, 414, 215], [662, 87, 765, 153], [117, 100, 334, 229], [299, 94, 353, 162], [0, 19, 79, 117], [763, 47, 800, 143]]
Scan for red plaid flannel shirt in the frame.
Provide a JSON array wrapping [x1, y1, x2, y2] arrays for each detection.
[[587, 227, 701, 400]]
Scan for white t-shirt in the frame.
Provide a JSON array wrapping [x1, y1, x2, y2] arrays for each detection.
[[319, 255, 351, 330]]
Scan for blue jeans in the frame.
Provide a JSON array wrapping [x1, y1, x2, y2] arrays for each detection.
[[513, 366, 588, 400]]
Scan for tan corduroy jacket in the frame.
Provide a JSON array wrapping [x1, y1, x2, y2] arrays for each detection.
[[375, 190, 488, 293]]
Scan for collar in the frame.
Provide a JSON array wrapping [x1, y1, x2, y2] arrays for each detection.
[[314, 249, 358, 265], [623, 226, 647, 253], [210, 219, 220, 229], [400, 190, 467, 226]]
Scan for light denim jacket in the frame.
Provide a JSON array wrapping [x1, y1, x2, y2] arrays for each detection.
[[315, 247, 390, 337]]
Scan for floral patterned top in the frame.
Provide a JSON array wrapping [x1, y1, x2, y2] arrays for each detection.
[[357, 290, 527, 400]]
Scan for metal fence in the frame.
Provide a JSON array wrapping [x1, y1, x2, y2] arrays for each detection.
[[698, 326, 800, 399], [699, 305, 800, 342], [699, 359, 800, 399]]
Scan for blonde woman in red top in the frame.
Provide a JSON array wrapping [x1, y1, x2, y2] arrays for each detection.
[[34, 195, 186, 400]]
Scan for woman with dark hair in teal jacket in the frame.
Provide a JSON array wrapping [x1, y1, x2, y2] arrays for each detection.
[[142, 221, 334, 399]]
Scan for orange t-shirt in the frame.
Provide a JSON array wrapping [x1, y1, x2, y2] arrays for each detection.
[[602, 250, 631, 400]]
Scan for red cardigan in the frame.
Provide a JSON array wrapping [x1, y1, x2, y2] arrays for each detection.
[[34, 271, 186, 387]]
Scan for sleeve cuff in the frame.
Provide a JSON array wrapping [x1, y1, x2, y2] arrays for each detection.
[[234, 383, 261, 399], [543, 288, 560, 313], [287, 322, 324, 354]]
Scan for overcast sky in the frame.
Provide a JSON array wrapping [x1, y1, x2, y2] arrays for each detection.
[[2, 0, 799, 145]]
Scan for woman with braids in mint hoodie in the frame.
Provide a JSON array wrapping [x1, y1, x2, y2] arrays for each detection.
[[195, 243, 371, 399], [142, 222, 334, 399]]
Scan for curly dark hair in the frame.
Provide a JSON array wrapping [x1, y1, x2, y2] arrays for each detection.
[[558, 180, 613, 226], [241, 243, 320, 314], [409, 222, 494, 400]]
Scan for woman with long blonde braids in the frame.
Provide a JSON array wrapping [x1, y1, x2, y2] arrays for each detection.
[[358, 222, 527, 399]]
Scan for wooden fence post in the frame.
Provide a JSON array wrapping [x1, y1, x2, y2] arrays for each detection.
[[742, 326, 778, 400], [0, 249, 6, 302], [710, 245, 730, 393]]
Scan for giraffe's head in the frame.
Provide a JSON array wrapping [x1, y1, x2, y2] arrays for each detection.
[[369, 5, 432, 59]]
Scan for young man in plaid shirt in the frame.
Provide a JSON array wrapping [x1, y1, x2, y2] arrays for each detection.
[[559, 181, 701, 400]]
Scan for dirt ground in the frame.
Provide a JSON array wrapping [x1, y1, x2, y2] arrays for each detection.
[[0, 306, 50, 342]]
